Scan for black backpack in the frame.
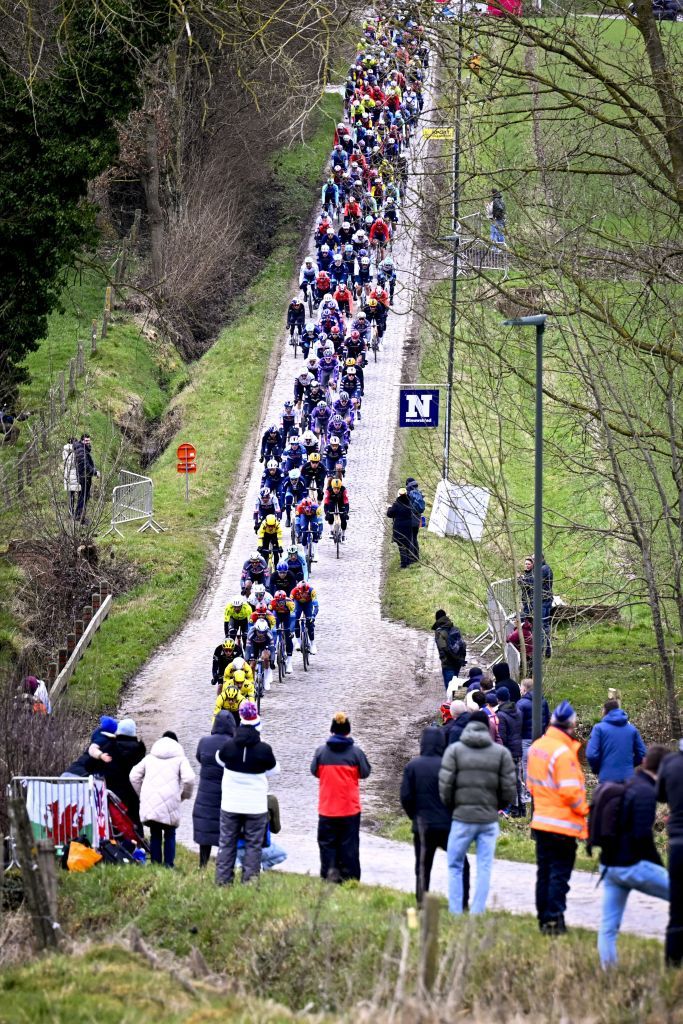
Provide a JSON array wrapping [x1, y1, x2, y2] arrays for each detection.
[[587, 780, 629, 856], [99, 839, 137, 865], [446, 626, 466, 661]]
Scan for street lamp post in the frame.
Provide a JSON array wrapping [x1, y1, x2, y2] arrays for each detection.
[[502, 313, 547, 739]]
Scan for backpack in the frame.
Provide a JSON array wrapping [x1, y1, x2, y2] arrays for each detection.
[[408, 487, 426, 514], [446, 626, 466, 661], [99, 839, 138, 866], [587, 781, 628, 856]]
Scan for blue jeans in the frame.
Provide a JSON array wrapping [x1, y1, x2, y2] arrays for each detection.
[[237, 841, 287, 871], [447, 820, 499, 915], [442, 664, 456, 689], [598, 861, 669, 966], [148, 822, 176, 868]]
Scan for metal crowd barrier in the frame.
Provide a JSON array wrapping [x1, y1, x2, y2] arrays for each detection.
[[487, 577, 522, 678], [102, 469, 164, 537], [6, 775, 109, 867], [460, 238, 511, 277]]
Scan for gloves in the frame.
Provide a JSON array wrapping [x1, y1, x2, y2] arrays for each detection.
[[259, 456, 264, 464]]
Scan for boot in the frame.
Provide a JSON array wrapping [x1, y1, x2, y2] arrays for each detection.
[[342, 531, 346, 542], [294, 636, 301, 651], [286, 656, 293, 674], [310, 640, 318, 655], [264, 668, 273, 691]]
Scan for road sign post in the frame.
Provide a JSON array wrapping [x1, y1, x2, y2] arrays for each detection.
[[176, 443, 197, 501]]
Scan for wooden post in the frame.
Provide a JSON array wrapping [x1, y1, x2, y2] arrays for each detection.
[[130, 208, 142, 248], [58, 371, 66, 413], [91, 319, 98, 354], [92, 591, 101, 612], [37, 840, 59, 921], [68, 358, 76, 397], [58, 648, 68, 671], [74, 619, 84, 640], [82, 605, 93, 627], [77, 341, 85, 376], [102, 287, 112, 339], [8, 795, 61, 950], [419, 892, 441, 996], [66, 632, 76, 656], [47, 662, 58, 683], [49, 388, 56, 424], [24, 454, 32, 488]]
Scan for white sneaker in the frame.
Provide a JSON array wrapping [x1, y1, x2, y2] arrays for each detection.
[[294, 637, 301, 651], [312, 544, 318, 562], [286, 656, 293, 674], [310, 641, 318, 655], [264, 669, 272, 691]]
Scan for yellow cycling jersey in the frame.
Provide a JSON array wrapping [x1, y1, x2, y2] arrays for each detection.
[[223, 661, 254, 686], [212, 687, 244, 718], [257, 520, 283, 542], [224, 601, 252, 623]]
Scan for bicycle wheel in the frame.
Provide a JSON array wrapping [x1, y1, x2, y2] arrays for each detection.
[[307, 292, 313, 317], [306, 534, 313, 574], [290, 519, 297, 545], [301, 622, 310, 672], [335, 526, 341, 559], [293, 333, 298, 359], [255, 665, 265, 712], [277, 631, 285, 683]]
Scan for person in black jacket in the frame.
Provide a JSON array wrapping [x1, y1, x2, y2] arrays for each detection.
[[105, 719, 146, 828], [386, 488, 419, 567], [73, 434, 99, 522], [597, 745, 670, 966], [192, 711, 236, 867], [657, 744, 683, 966], [400, 727, 469, 906], [518, 677, 550, 801], [443, 701, 471, 745], [497, 690, 524, 817], [491, 662, 521, 703]]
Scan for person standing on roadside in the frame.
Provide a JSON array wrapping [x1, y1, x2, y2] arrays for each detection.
[[439, 711, 516, 915], [74, 433, 99, 523], [443, 700, 471, 745], [405, 476, 425, 560], [129, 730, 195, 869], [432, 609, 467, 690], [586, 699, 646, 784], [497, 688, 524, 817], [386, 487, 420, 567], [400, 726, 469, 907], [491, 662, 521, 703], [527, 701, 589, 935], [62, 438, 80, 516], [192, 711, 235, 868], [518, 677, 550, 800], [311, 712, 371, 883], [657, 741, 683, 966], [215, 701, 279, 885]]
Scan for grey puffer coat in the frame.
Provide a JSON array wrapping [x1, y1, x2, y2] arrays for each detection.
[[192, 712, 235, 846], [438, 721, 516, 824]]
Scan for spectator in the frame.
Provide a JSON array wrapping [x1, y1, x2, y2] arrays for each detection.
[[506, 616, 533, 662], [657, 741, 683, 966], [497, 688, 524, 816], [465, 665, 484, 691], [401, 726, 469, 905], [62, 439, 80, 516], [439, 711, 516, 915], [444, 700, 471, 745], [22, 675, 51, 715], [518, 677, 550, 800], [73, 433, 99, 523], [517, 556, 553, 656], [492, 662, 520, 703], [62, 715, 118, 777], [103, 719, 146, 828], [193, 711, 235, 868], [466, 690, 486, 713], [405, 476, 425, 560], [215, 702, 279, 885], [527, 701, 589, 934], [597, 745, 670, 967], [484, 691, 503, 745], [432, 609, 467, 691], [586, 700, 647, 783], [517, 556, 534, 614], [236, 793, 287, 873], [386, 488, 419, 567], [129, 730, 195, 868], [311, 712, 371, 882]]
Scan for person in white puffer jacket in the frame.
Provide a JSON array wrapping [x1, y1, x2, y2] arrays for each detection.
[[129, 730, 195, 867], [62, 440, 80, 516]]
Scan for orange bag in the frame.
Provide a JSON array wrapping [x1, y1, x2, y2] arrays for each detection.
[[67, 841, 102, 872]]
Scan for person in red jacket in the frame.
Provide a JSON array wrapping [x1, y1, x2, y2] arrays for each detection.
[[507, 616, 533, 661], [310, 712, 371, 882]]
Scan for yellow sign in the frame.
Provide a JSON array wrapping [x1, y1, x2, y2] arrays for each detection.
[[423, 126, 454, 141]]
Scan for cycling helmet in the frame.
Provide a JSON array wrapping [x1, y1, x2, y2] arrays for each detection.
[[276, 561, 289, 572], [300, 498, 313, 513], [289, 468, 301, 480], [368, 297, 378, 308], [233, 671, 246, 687], [255, 620, 268, 634], [334, 164, 342, 172], [268, 424, 278, 434], [347, 367, 357, 376], [333, 253, 343, 263], [342, 220, 351, 230], [331, 478, 343, 491], [316, 400, 327, 410], [329, 435, 341, 446], [249, 552, 261, 562], [361, 256, 370, 267], [383, 256, 394, 269], [321, 244, 330, 254], [304, 320, 315, 333], [344, 244, 354, 255], [330, 324, 341, 336], [265, 514, 277, 528], [346, 356, 357, 366], [298, 371, 311, 383], [350, 330, 360, 341], [223, 637, 236, 650], [331, 414, 344, 428], [232, 595, 244, 607], [324, 345, 334, 356], [274, 589, 287, 602], [260, 486, 271, 500], [223, 684, 240, 702], [287, 545, 298, 556], [231, 657, 246, 671], [309, 452, 321, 464], [306, 357, 318, 369], [266, 459, 278, 470], [254, 602, 268, 616], [358, 310, 367, 319], [339, 391, 349, 402], [304, 256, 314, 265], [365, 215, 374, 226]]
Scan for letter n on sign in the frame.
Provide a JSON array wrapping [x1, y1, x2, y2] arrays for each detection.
[[399, 388, 440, 428]]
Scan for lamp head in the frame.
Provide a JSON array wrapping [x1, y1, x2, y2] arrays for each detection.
[[503, 314, 547, 327]]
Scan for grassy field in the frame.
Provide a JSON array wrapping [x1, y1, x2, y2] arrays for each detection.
[[2, 92, 341, 710], [1, 862, 677, 1024]]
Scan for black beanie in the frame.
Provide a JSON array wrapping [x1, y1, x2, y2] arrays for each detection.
[[469, 711, 490, 727], [492, 663, 510, 682]]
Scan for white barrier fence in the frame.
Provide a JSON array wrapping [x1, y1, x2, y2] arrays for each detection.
[[6, 776, 109, 866], [103, 469, 164, 538], [487, 576, 521, 678]]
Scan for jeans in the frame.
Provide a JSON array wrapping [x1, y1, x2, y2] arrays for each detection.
[[533, 830, 577, 926], [667, 841, 683, 966], [148, 822, 176, 868], [542, 599, 553, 655], [598, 861, 669, 966], [414, 823, 469, 907], [317, 813, 361, 882], [215, 810, 268, 885], [521, 739, 532, 800], [447, 820, 499, 915], [237, 841, 287, 871], [441, 664, 460, 690]]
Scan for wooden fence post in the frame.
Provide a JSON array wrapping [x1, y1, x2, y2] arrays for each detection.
[[58, 371, 66, 413], [419, 892, 441, 996], [49, 388, 56, 425], [130, 208, 142, 248], [17, 461, 24, 495], [37, 840, 59, 921], [91, 319, 98, 354], [77, 341, 85, 376], [8, 795, 62, 950], [68, 358, 76, 397], [102, 286, 111, 339]]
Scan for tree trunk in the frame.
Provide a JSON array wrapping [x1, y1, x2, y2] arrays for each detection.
[[142, 114, 164, 285]]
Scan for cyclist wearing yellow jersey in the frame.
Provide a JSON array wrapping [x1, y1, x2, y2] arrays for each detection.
[[224, 594, 252, 641], [223, 656, 254, 688], [213, 677, 246, 726], [257, 513, 283, 565]]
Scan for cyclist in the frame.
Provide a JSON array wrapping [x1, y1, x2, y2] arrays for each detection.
[[322, 435, 348, 476], [261, 458, 286, 503], [351, 308, 371, 344], [270, 559, 298, 596], [295, 497, 324, 561], [257, 513, 283, 565], [294, 369, 312, 409], [223, 655, 254, 688], [279, 400, 298, 441], [338, 219, 354, 247], [300, 428, 320, 459], [212, 681, 245, 725], [333, 391, 355, 430], [299, 256, 317, 305], [317, 243, 334, 274], [326, 413, 351, 447], [340, 362, 363, 405], [245, 618, 275, 691], [291, 580, 319, 656], [282, 467, 308, 527], [260, 424, 283, 464], [324, 477, 350, 540], [321, 176, 340, 218], [377, 256, 396, 304], [354, 253, 373, 298], [343, 196, 362, 226], [364, 295, 388, 345], [281, 435, 307, 473], [286, 296, 306, 346], [301, 451, 326, 502], [314, 269, 332, 308], [311, 399, 333, 439], [240, 551, 270, 590], [314, 214, 333, 248], [224, 594, 252, 641], [328, 324, 345, 355], [334, 280, 354, 318], [285, 544, 307, 584], [330, 253, 349, 291], [344, 330, 366, 366], [303, 378, 327, 423], [249, 600, 275, 629], [317, 350, 339, 391], [270, 590, 295, 674], [253, 486, 280, 532], [369, 279, 391, 310], [212, 636, 239, 685]]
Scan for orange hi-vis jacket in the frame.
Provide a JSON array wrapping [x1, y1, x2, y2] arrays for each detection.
[[527, 726, 589, 840]]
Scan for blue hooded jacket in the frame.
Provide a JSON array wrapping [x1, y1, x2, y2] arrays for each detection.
[[586, 708, 647, 783]]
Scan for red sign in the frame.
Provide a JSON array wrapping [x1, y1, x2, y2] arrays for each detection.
[[177, 443, 196, 462], [177, 463, 197, 473]]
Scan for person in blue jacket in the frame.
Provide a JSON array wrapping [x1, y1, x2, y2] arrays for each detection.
[[586, 699, 646, 783]]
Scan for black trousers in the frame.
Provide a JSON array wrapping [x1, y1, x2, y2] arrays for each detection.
[[414, 825, 469, 907], [317, 813, 361, 882], [667, 840, 683, 966], [533, 829, 576, 925]]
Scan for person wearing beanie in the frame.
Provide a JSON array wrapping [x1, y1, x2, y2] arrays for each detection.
[[439, 711, 516, 915], [483, 691, 503, 746], [491, 662, 521, 703], [97, 719, 146, 827], [444, 700, 472, 747], [527, 700, 589, 934], [311, 713, 371, 882], [62, 714, 120, 778], [431, 609, 467, 690], [214, 702, 279, 885], [23, 675, 51, 714], [405, 476, 425, 559], [497, 690, 524, 817], [401, 727, 469, 907], [387, 488, 420, 568], [129, 731, 195, 868]]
